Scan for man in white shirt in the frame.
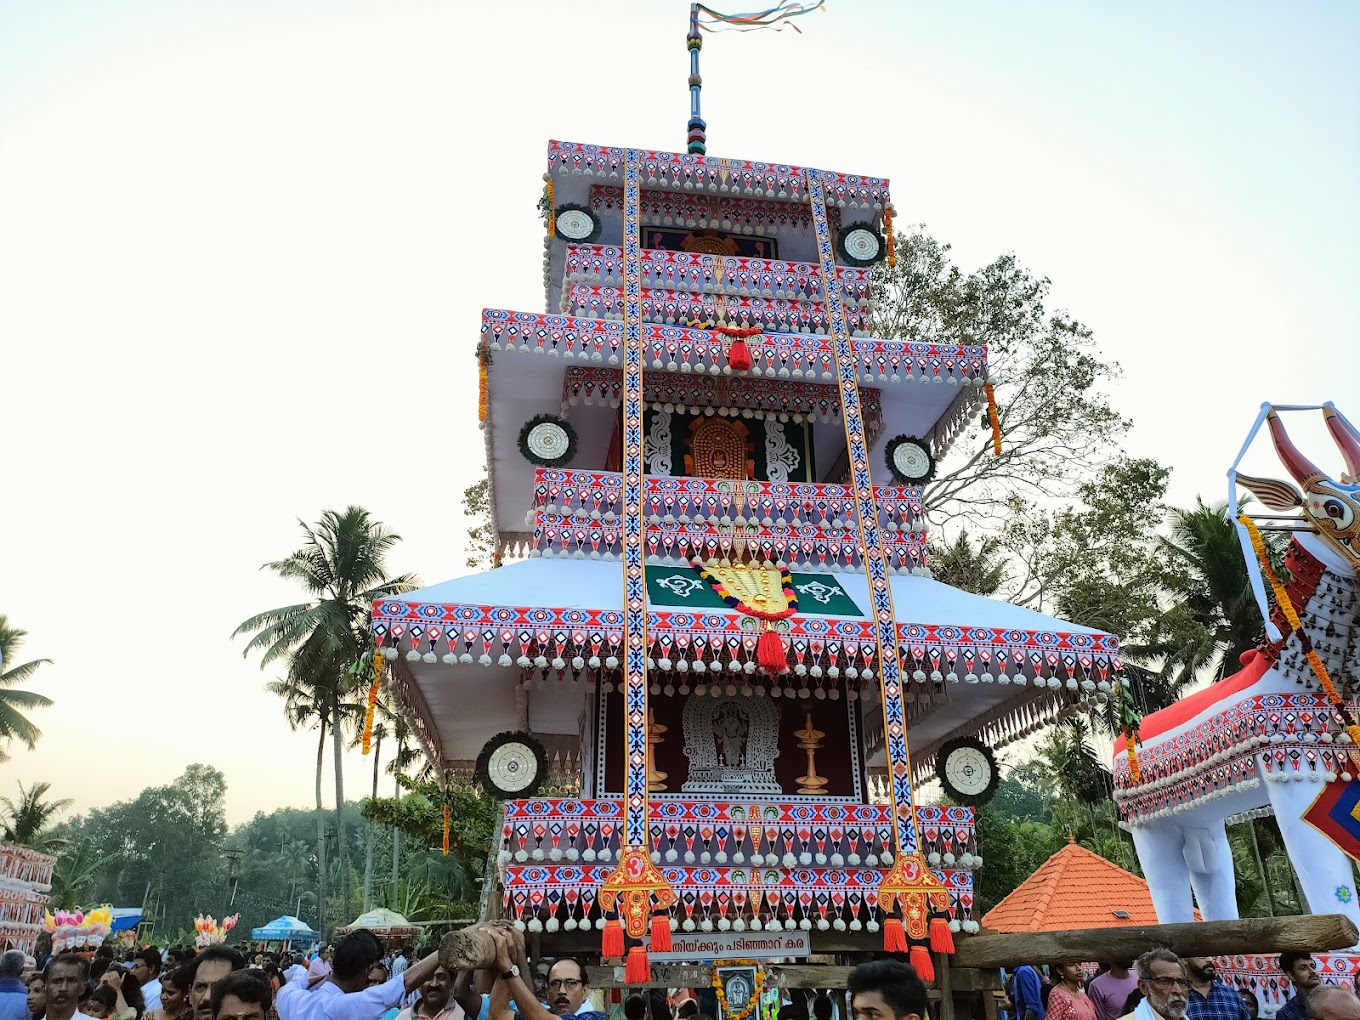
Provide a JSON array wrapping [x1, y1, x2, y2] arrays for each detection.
[[277, 931, 441, 1020], [130, 949, 164, 1012], [285, 956, 311, 987], [42, 954, 99, 1020]]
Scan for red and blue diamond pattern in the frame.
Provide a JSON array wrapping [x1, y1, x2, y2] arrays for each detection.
[[807, 167, 919, 859]]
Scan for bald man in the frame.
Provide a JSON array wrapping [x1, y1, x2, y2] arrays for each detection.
[[1306, 987, 1360, 1020]]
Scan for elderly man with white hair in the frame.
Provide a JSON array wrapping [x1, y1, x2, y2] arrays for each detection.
[[1306, 987, 1360, 1020]]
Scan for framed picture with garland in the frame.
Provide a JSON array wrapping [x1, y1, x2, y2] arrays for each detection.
[[714, 964, 762, 1020]]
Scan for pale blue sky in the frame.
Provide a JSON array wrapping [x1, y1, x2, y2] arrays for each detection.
[[1, 1, 1356, 823]]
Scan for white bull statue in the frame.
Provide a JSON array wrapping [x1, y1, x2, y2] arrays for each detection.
[[1114, 404, 1360, 930]]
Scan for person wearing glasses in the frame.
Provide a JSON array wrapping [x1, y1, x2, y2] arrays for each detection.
[[1276, 954, 1321, 1020], [1121, 950, 1189, 1020], [487, 930, 604, 1020]]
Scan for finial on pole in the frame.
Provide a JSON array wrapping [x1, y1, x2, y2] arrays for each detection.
[[687, 4, 706, 155]]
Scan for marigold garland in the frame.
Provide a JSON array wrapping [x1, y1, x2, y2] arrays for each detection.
[[712, 961, 765, 1020], [544, 175, 556, 237], [361, 650, 382, 755], [984, 383, 1002, 456], [1115, 676, 1140, 783], [689, 558, 798, 621], [476, 341, 491, 423], [884, 207, 896, 268], [1239, 515, 1360, 763]]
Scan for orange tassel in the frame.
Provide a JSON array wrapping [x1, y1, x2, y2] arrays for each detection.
[[756, 627, 787, 673], [909, 945, 935, 983], [442, 803, 450, 856], [362, 651, 382, 755], [727, 336, 753, 372], [883, 916, 907, 953], [984, 383, 1001, 456], [929, 916, 955, 954], [601, 918, 625, 958], [884, 207, 896, 268], [624, 945, 650, 985], [650, 913, 673, 952]]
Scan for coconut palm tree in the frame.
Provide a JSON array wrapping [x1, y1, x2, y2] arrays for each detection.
[[927, 530, 1007, 597], [1142, 498, 1286, 688], [234, 507, 416, 924], [0, 781, 72, 852], [50, 839, 111, 905], [0, 617, 54, 761]]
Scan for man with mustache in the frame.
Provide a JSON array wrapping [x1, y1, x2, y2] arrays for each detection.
[[1184, 957, 1247, 1020], [486, 930, 603, 1020], [1122, 950, 1189, 1020], [188, 949, 248, 1020], [42, 956, 99, 1020], [1277, 954, 1321, 1020]]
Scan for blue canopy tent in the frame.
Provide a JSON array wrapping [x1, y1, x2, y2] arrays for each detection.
[[250, 916, 320, 944], [110, 908, 144, 932]]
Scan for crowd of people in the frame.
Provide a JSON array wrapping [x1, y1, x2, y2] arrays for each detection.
[[1005, 950, 1360, 1020], [2, 929, 1359, 1020]]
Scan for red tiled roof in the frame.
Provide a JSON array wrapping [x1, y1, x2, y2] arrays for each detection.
[[981, 840, 1163, 932]]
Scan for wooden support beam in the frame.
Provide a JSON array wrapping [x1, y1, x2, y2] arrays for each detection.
[[952, 915, 1360, 970]]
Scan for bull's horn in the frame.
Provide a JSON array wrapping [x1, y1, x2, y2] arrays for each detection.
[[1267, 409, 1326, 485], [1323, 404, 1360, 481]]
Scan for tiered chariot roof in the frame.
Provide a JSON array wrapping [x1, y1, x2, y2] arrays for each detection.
[[376, 138, 1122, 789]]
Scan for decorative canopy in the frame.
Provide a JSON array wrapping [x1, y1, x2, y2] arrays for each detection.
[[375, 556, 1119, 770], [337, 907, 420, 937], [250, 915, 320, 942]]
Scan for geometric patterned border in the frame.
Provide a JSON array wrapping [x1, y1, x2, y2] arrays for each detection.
[[547, 139, 893, 210], [807, 166, 919, 859], [481, 309, 989, 386]]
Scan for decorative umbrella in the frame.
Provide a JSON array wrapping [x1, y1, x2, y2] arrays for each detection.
[[336, 908, 420, 938], [250, 915, 321, 943]]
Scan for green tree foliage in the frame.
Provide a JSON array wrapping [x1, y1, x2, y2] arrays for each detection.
[[1, 780, 73, 852], [234, 507, 416, 930], [0, 616, 55, 760], [49, 839, 110, 906], [361, 774, 497, 913], [463, 477, 499, 569], [871, 228, 1130, 526]]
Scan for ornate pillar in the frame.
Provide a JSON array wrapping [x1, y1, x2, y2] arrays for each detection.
[[806, 168, 950, 968]]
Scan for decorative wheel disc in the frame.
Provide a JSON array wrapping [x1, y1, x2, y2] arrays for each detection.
[[527, 421, 569, 460], [935, 736, 999, 805], [556, 208, 596, 241], [945, 747, 992, 796], [892, 439, 931, 480], [843, 228, 881, 262], [476, 731, 549, 799], [487, 742, 539, 793], [518, 414, 578, 467]]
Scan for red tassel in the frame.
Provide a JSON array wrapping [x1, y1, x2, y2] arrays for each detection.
[[624, 945, 650, 985], [757, 627, 788, 673], [601, 918, 624, 959], [883, 916, 907, 953], [909, 945, 936, 984], [650, 913, 673, 952], [727, 337, 753, 372], [929, 916, 955, 954]]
